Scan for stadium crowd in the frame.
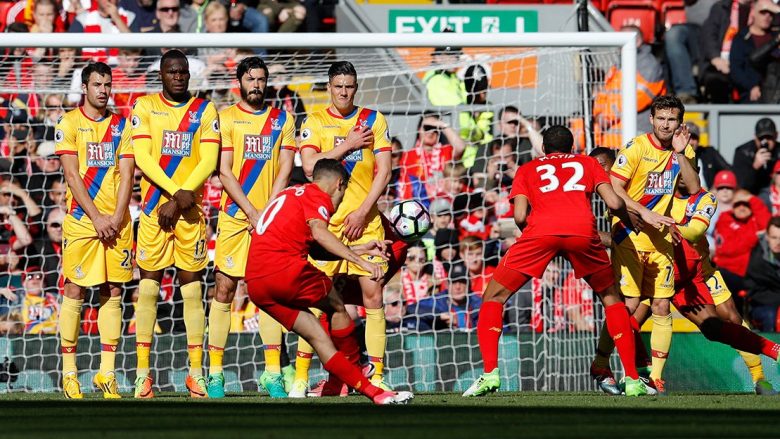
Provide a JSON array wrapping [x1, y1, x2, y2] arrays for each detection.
[[0, 0, 779, 344]]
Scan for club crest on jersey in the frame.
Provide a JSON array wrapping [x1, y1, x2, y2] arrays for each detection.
[[162, 130, 193, 157], [225, 256, 234, 269], [188, 111, 200, 124], [644, 171, 673, 195], [243, 134, 273, 160], [111, 124, 120, 138], [271, 118, 281, 131], [86, 142, 116, 167], [74, 266, 85, 279]]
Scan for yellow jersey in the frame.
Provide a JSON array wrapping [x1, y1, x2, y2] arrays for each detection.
[[299, 107, 391, 226], [219, 104, 296, 220], [23, 293, 59, 334], [610, 133, 696, 252], [131, 93, 220, 218], [54, 108, 132, 221], [671, 189, 718, 268]]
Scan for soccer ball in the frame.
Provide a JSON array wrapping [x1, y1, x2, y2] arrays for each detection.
[[389, 200, 431, 242]]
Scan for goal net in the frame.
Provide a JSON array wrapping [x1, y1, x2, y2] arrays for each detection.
[[0, 33, 633, 393]]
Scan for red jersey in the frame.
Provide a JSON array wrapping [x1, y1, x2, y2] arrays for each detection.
[[245, 184, 334, 280], [509, 153, 609, 238], [398, 141, 454, 200]]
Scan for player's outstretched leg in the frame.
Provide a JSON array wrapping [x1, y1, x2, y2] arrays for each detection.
[[258, 310, 288, 398], [206, 272, 238, 398], [463, 279, 516, 397], [93, 284, 122, 399], [60, 281, 84, 399], [179, 271, 207, 398]]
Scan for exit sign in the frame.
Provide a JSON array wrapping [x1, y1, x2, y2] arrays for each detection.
[[389, 10, 539, 33]]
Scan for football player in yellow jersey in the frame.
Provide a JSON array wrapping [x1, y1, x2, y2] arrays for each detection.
[[300, 61, 394, 388], [55, 62, 134, 400], [594, 179, 780, 395], [131, 50, 220, 399], [206, 57, 297, 398], [608, 95, 700, 394]]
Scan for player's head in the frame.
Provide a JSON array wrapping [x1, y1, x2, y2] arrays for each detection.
[[81, 62, 112, 111], [767, 216, 780, 255], [589, 147, 616, 172], [312, 158, 350, 206], [541, 125, 574, 154], [159, 49, 190, 100], [649, 95, 684, 144], [327, 61, 358, 113], [236, 56, 269, 107]]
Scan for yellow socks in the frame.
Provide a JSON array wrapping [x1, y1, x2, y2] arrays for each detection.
[[98, 296, 121, 375], [181, 281, 205, 377], [295, 337, 314, 382], [135, 279, 159, 376], [60, 297, 83, 376], [740, 320, 765, 383], [259, 310, 283, 374], [364, 308, 386, 381], [649, 313, 672, 381], [208, 300, 231, 375], [593, 322, 614, 369]]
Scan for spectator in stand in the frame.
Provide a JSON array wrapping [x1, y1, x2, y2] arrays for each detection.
[[112, 48, 145, 116], [0, 194, 34, 254], [708, 170, 739, 250], [68, 0, 134, 63], [0, 243, 24, 301], [398, 113, 465, 203], [20, 266, 59, 334], [459, 64, 493, 168], [493, 105, 543, 161], [2, 101, 34, 164], [459, 236, 494, 296], [383, 275, 415, 333], [423, 40, 465, 107], [687, 122, 731, 189], [745, 216, 780, 331], [700, 0, 752, 103], [664, 0, 718, 103], [123, 0, 156, 32], [714, 189, 771, 295], [26, 141, 63, 206], [730, 0, 780, 103], [42, 177, 67, 216], [421, 198, 453, 260], [388, 137, 403, 190], [434, 228, 460, 267], [759, 162, 780, 215], [0, 311, 23, 335], [52, 48, 80, 93], [732, 117, 780, 194], [30, 0, 64, 33], [400, 245, 434, 306], [267, 63, 306, 131], [410, 262, 481, 331], [148, 0, 180, 32], [198, 2, 237, 82], [34, 94, 66, 142], [0, 177, 42, 240], [180, 0, 269, 55], [26, 206, 65, 295], [258, 0, 306, 33]]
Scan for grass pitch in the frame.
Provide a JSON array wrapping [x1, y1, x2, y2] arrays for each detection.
[[2, 392, 778, 439]]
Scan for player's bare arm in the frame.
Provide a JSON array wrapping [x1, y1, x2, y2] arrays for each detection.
[[672, 124, 701, 194], [596, 182, 643, 232], [269, 148, 295, 201], [343, 150, 391, 241], [309, 218, 383, 281], [219, 148, 261, 229], [512, 195, 529, 231], [610, 175, 675, 230], [300, 127, 373, 178], [113, 155, 135, 230], [60, 154, 116, 240]]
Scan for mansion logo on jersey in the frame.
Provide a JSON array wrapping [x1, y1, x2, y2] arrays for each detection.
[[645, 171, 673, 195], [86, 142, 115, 167], [334, 136, 363, 162], [162, 130, 193, 157], [243, 134, 273, 160]]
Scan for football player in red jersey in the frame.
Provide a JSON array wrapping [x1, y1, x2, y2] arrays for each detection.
[[244, 158, 413, 405], [463, 125, 648, 397]]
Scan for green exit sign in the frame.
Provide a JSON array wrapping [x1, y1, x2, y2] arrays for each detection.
[[389, 10, 539, 34]]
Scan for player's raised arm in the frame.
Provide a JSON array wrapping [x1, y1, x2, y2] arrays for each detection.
[[113, 123, 135, 231], [673, 124, 701, 194], [56, 116, 116, 240], [181, 104, 220, 193], [131, 100, 181, 197]]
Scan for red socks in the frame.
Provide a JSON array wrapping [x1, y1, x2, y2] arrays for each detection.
[[604, 303, 638, 379], [331, 320, 361, 366], [477, 301, 504, 373], [715, 321, 780, 360], [323, 351, 381, 399]]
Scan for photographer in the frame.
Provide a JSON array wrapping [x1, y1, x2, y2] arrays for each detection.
[[733, 118, 780, 194]]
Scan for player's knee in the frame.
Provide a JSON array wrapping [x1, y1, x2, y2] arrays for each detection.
[[63, 281, 85, 300], [650, 299, 670, 316], [699, 317, 723, 341]]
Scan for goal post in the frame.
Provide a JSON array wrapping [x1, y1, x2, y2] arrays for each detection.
[[0, 32, 636, 394]]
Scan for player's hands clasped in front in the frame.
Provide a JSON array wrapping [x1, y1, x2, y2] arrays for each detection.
[[352, 240, 392, 260], [344, 125, 373, 152], [173, 189, 197, 211], [343, 209, 368, 241], [93, 213, 117, 241], [246, 208, 261, 233], [157, 199, 179, 231], [358, 259, 384, 282], [671, 123, 692, 153]]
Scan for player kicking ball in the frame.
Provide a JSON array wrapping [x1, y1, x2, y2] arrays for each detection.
[[463, 126, 648, 397], [244, 158, 413, 405]]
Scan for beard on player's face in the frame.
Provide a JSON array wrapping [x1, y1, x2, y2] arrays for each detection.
[[240, 86, 265, 106]]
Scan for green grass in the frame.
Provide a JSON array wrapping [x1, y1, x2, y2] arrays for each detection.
[[1, 392, 778, 438]]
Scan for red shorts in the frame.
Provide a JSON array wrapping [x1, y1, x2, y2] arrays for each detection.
[[672, 258, 714, 310], [341, 220, 409, 306], [246, 261, 333, 330], [493, 234, 613, 292]]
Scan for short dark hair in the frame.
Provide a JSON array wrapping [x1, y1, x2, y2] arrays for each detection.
[[589, 146, 616, 163], [417, 112, 441, 131], [768, 216, 780, 233], [498, 105, 519, 120], [328, 61, 357, 82], [236, 56, 268, 82], [313, 159, 349, 186], [650, 95, 685, 121], [81, 62, 112, 85], [160, 49, 188, 69], [542, 125, 574, 154]]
